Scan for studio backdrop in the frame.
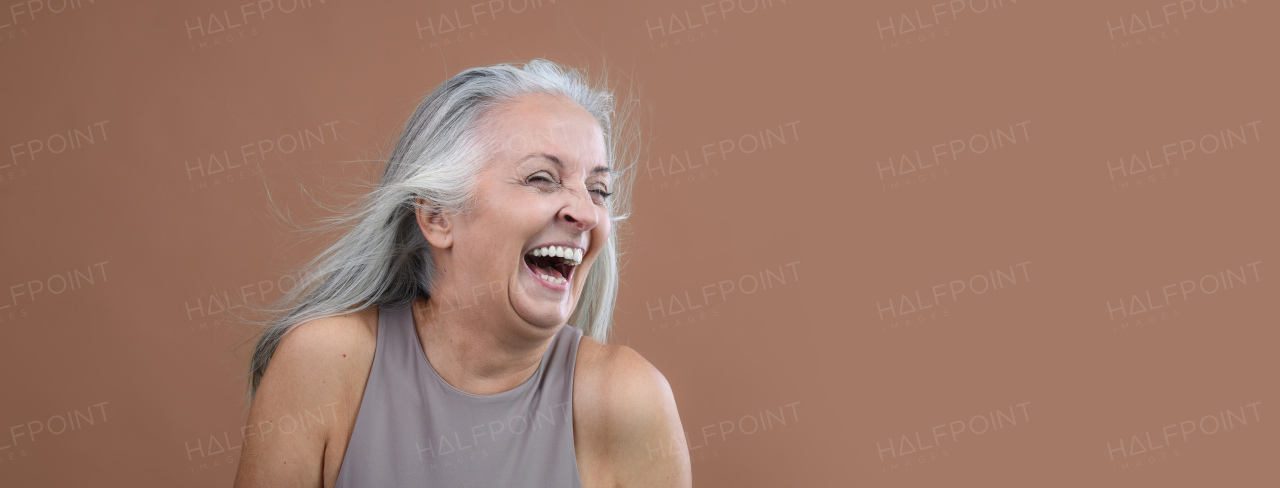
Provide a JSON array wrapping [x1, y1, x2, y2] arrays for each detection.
[[1, 0, 1276, 486]]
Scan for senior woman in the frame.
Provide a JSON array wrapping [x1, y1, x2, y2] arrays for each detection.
[[233, 60, 691, 487]]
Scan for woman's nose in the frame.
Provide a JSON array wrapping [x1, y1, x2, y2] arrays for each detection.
[[559, 188, 599, 231]]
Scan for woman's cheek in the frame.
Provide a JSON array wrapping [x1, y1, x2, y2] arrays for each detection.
[[596, 213, 611, 239]]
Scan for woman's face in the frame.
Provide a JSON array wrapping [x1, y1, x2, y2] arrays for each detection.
[[431, 93, 612, 330]]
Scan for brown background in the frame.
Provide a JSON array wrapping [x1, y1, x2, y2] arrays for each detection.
[[1, 0, 1276, 486]]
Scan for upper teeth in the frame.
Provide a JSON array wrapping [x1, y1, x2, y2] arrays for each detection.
[[530, 246, 582, 265]]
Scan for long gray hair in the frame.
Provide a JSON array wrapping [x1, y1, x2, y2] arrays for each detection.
[[244, 59, 640, 402]]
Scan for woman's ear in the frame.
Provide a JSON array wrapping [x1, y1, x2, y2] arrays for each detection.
[[415, 198, 453, 249]]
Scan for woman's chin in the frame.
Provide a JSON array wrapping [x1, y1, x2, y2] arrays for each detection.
[[510, 300, 571, 329]]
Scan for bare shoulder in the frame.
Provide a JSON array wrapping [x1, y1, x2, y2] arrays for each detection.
[[277, 306, 379, 362], [259, 306, 380, 435], [234, 306, 379, 487], [573, 335, 691, 487], [574, 337, 674, 418], [262, 306, 379, 397]]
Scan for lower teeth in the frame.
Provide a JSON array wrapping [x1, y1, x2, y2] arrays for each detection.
[[538, 273, 566, 285]]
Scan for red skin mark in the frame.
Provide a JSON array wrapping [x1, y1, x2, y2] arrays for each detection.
[[343, 354, 347, 357]]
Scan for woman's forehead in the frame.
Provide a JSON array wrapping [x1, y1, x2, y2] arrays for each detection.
[[486, 98, 607, 170]]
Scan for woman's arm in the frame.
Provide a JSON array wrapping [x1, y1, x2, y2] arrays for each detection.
[[234, 317, 371, 487], [589, 346, 694, 487]]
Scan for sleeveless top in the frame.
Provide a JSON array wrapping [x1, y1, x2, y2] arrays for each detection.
[[335, 301, 585, 487]]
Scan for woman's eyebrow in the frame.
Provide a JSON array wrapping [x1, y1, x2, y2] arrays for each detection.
[[520, 152, 611, 176], [519, 152, 562, 168]]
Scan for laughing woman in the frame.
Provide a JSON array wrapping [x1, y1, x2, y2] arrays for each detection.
[[233, 60, 691, 487]]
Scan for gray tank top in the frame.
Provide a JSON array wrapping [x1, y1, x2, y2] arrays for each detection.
[[335, 301, 585, 487]]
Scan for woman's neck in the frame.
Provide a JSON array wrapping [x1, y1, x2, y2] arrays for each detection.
[[410, 294, 554, 396]]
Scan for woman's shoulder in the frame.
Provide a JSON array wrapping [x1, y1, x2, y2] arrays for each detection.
[[238, 307, 380, 486], [255, 306, 380, 419], [574, 335, 657, 386], [275, 304, 378, 363], [276, 306, 379, 356], [571, 333, 688, 484], [572, 334, 679, 438]]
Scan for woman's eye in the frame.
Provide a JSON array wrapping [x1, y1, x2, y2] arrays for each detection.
[[526, 172, 557, 185], [590, 189, 613, 203]]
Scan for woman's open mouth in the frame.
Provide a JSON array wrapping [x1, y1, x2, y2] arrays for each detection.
[[523, 245, 583, 290]]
